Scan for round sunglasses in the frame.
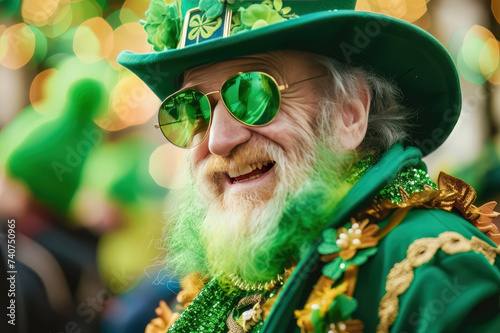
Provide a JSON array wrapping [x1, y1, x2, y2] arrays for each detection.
[[156, 71, 325, 148]]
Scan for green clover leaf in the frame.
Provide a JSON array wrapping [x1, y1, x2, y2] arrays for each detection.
[[322, 257, 349, 280], [273, 0, 283, 11], [322, 247, 378, 281], [162, 2, 182, 49], [199, 0, 224, 20], [310, 308, 327, 333], [318, 228, 341, 255], [333, 294, 358, 318], [328, 294, 358, 323], [144, 23, 165, 52], [188, 14, 222, 42], [240, 4, 284, 29], [143, 0, 181, 51]]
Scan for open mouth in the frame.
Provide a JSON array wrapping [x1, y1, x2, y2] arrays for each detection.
[[227, 161, 276, 184]]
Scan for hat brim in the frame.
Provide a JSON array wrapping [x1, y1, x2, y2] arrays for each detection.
[[118, 10, 460, 156]]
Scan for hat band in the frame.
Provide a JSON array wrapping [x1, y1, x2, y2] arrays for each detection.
[[177, 1, 301, 49], [178, 5, 233, 48]]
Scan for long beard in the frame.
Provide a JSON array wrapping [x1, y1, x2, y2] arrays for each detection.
[[165, 141, 356, 284]]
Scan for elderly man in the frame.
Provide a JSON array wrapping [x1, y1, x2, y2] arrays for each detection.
[[119, 0, 500, 332]]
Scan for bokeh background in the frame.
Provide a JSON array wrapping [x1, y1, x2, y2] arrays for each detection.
[[0, 0, 499, 332]]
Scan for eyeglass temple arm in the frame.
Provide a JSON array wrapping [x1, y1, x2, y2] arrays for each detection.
[[154, 120, 186, 127], [278, 73, 327, 91]]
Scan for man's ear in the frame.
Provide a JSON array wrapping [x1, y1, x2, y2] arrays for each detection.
[[337, 80, 370, 150]]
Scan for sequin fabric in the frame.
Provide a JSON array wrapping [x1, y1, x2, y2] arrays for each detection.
[[167, 278, 245, 332], [346, 157, 437, 203], [375, 167, 437, 203]]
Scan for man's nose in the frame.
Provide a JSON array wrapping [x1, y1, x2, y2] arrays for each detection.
[[207, 99, 252, 157]]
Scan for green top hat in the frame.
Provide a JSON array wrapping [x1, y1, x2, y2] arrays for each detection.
[[118, 0, 461, 156]]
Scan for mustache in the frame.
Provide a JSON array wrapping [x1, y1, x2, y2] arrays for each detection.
[[195, 140, 281, 177]]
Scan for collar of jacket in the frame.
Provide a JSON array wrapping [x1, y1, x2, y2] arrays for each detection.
[[261, 143, 425, 332]]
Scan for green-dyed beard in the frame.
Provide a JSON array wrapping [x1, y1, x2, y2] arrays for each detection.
[[165, 146, 356, 286]]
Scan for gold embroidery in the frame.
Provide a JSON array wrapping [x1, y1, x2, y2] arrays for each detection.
[[376, 232, 500, 333], [176, 272, 209, 309], [358, 172, 500, 246], [145, 273, 209, 332], [437, 173, 500, 244], [398, 186, 409, 203], [261, 265, 295, 320], [336, 218, 379, 261], [227, 294, 265, 333]]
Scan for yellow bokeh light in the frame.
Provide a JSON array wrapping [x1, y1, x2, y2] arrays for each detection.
[[355, 0, 372, 11], [107, 72, 159, 127], [457, 25, 500, 84], [465, 26, 499, 79], [493, 0, 500, 25], [73, 17, 113, 64], [0, 30, 7, 63], [0, 23, 36, 69], [480, 38, 500, 78], [94, 113, 128, 132], [70, 0, 103, 28], [30, 68, 58, 114], [467, 25, 496, 41], [488, 66, 500, 85], [122, 0, 151, 20], [22, 0, 61, 26], [119, 8, 140, 25], [106, 22, 150, 69], [149, 144, 186, 189], [488, 41, 500, 85], [365, 0, 428, 22], [39, 4, 73, 38], [74, 26, 101, 63], [461, 38, 484, 74]]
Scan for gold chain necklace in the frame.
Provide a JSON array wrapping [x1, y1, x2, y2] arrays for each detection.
[[227, 272, 285, 292]]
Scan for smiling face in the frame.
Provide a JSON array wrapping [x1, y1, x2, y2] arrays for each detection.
[[166, 51, 370, 283], [185, 51, 328, 210]]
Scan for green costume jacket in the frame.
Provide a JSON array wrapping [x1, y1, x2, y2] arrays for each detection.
[[168, 144, 500, 333]]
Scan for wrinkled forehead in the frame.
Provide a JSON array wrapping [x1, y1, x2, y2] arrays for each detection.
[[181, 51, 324, 89]]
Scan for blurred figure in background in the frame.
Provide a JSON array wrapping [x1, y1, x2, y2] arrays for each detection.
[[0, 79, 105, 332], [69, 134, 180, 333]]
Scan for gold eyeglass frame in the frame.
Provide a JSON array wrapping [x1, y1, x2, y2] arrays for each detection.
[[155, 71, 326, 149]]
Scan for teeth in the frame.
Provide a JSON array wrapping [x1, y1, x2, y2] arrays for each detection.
[[228, 170, 240, 178], [239, 164, 253, 175], [227, 161, 273, 179], [233, 173, 263, 183]]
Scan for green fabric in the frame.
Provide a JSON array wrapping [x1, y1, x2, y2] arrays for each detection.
[[5, 79, 104, 214], [118, 0, 461, 156], [260, 144, 500, 332], [355, 209, 500, 332]]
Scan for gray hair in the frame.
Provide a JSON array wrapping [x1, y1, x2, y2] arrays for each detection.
[[313, 55, 412, 156]]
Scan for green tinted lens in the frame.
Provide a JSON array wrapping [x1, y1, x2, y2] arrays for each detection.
[[158, 89, 211, 148], [221, 72, 280, 126]]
